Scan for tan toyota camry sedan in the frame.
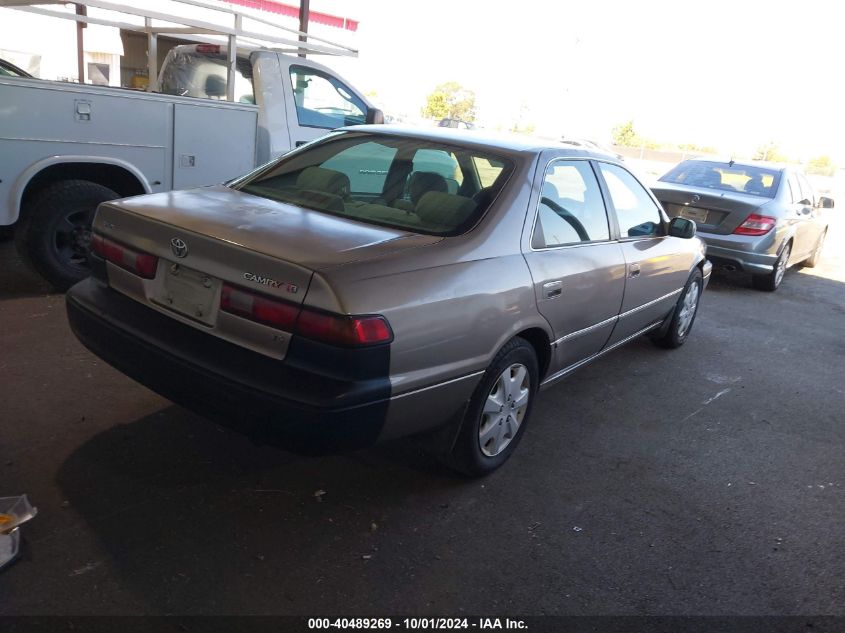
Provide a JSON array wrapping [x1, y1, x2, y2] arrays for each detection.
[[66, 126, 711, 475]]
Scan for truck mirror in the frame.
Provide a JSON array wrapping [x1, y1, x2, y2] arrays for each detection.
[[366, 108, 385, 125], [819, 196, 835, 209]]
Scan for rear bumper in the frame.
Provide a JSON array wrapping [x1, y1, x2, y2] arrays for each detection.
[[66, 279, 391, 452], [699, 231, 779, 274]]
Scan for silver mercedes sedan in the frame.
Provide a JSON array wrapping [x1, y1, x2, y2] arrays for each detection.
[[66, 126, 711, 475], [652, 159, 832, 291]]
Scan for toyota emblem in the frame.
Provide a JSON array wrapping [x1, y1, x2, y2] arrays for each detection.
[[691, 194, 701, 204], [170, 237, 188, 258]]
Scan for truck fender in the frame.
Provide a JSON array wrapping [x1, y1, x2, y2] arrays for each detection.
[[8, 155, 152, 224]]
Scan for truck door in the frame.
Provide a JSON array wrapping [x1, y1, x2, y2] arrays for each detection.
[[277, 56, 369, 148], [522, 157, 626, 372]]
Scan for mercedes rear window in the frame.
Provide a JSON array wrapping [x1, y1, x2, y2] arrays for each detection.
[[659, 160, 781, 198], [234, 133, 514, 236]]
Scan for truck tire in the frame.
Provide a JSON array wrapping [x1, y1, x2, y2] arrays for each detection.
[[15, 180, 118, 290]]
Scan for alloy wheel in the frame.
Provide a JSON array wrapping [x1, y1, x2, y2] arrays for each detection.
[[775, 244, 790, 288], [677, 280, 700, 337], [479, 363, 530, 457]]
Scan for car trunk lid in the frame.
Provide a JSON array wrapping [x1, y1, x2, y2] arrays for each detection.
[[652, 183, 769, 235], [91, 186, 441, 358], [99, 185, 441, 277]]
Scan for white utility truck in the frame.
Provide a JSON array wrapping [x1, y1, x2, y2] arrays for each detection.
[[0, 0, 381, 288]]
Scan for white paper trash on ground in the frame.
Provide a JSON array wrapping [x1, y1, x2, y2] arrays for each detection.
[[0, 495, 38, 570]]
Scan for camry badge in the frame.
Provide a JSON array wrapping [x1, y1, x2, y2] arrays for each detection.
[[243, 272, 298, 293], [170, 237, 188, 258]]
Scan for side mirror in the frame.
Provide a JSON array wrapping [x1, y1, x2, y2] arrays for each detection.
[[366, 107, 385, 125], [668, 216, 696, 239], [819, 196, 835, 209]]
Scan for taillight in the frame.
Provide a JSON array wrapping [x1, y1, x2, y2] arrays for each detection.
[[91, 233, 158, 279], [734, 213, 776, 236], [220, 283, 393, 347], [221, 283, 299, 331], [296, 309, 393, 347]]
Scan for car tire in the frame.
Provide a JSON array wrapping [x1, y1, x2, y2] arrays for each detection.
[[447, 337, 539, 477], [653, 267, 703, 349], [15, 180, 118, 291], [800, 230, 826, 268], [752, 241, 791, 292]]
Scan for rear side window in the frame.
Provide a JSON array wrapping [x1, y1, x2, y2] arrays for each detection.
[[290, 66, 366, 129], [235, 132, 514, 236], [533, 160, 609, 248], [796, 173, 815, 206], [598, 163, 662, 238]]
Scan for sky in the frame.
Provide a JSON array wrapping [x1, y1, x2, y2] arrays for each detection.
[[1, 0, 841, 163], [318, 0, 844, 163]]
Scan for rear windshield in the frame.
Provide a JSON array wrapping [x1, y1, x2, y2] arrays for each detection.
[[234, 133, 514, 236], [659, 160, 781, 199], [158, 50, 254, 103]]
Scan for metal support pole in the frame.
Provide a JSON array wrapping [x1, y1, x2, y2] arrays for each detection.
[[298, 0, 309, 58], [75, 3, 87, 84], [145, 17, 158, 92], [226, 13, 240, 102]]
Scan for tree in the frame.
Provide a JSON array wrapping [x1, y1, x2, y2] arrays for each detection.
[[753, 141, 787, 163], [611, 120, 638, 147], [422, 82, 476, 122], [806, 155, 837, 177]]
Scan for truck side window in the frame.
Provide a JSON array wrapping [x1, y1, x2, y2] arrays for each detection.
[[290, 66, 366, 129]]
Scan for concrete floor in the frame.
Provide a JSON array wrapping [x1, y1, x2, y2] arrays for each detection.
[[0, 221, 843, 616]]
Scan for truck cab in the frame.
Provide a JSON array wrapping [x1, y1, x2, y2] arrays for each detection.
[[156, 44, 377, 161]]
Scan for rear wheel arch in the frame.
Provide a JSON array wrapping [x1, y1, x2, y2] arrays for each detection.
[[515, 327, 551, 380], [13, 157, 151, 219]]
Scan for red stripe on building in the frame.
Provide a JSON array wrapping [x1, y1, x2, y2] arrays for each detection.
[[224, 0, 359, 32]]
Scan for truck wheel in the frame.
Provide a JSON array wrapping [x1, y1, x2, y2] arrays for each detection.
[[15, 180, 118, 290], [447, 337, 538, 477]]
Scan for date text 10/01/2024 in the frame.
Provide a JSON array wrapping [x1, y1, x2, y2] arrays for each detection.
[[307, 618, 528, 630]]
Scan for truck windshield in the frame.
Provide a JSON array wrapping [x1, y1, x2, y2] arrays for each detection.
[[235, 132, 514, 236], [659, 160, 781, 198], [158, 49, 254, 103]]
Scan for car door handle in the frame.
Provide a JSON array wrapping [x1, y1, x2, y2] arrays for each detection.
[[543, 280, 562, 299], [295, 140, 307, 147], [628, 263, 641, 279]]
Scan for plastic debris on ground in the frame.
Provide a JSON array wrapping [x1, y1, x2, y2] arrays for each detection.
[[0, 495, 38, 570]]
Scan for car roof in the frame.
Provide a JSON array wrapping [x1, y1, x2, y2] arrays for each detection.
[[679, 157, 787, 172], [340, 124, 614, 158]]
